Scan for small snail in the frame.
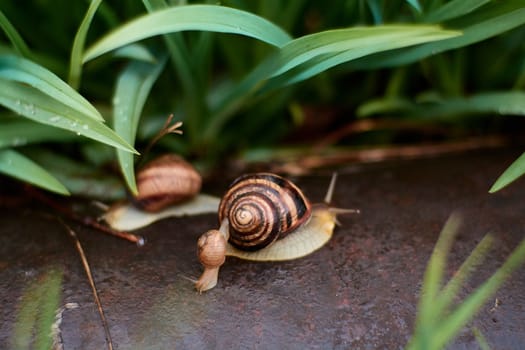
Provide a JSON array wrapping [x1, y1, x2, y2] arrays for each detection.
[[133, 154, 202, 212], [195, 172, 359, 292]]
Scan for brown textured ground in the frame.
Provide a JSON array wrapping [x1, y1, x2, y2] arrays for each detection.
[[1, 149, 525, 349]]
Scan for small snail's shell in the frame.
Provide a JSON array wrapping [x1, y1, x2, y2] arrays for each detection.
[[218, 173, 311, 251], [134, 154, 201, 212]]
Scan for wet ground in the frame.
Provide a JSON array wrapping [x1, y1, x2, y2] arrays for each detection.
[[1, 149, 525, 349]]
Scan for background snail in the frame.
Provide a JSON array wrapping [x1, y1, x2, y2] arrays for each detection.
[[196, 172, 359, 292], [133, 154, 202, 212], [103, 154, 220, 231]]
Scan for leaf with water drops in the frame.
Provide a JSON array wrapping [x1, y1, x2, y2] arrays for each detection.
[[0, 149, 69, 195], [0, 54, 103, 121], [0, 79, 137, 154]]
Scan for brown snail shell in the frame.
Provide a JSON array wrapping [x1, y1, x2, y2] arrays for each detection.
[[218, 173, 312, 251], [134, 154, 202, 212]]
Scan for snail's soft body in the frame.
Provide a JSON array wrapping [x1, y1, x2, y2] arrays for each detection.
[[196, 173, 358, 292], [224, 205, 336, 261]]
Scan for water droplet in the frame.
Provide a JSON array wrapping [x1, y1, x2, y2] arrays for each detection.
[[15, 99, 21, 106], [113, 96, 121, 105], [76, 131, 81, 136], [50, 115, 61, 123], [83, 124, 89, 130]]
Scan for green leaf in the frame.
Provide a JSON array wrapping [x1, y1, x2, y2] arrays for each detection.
[[366, 91, 525, 119], [353, 1, 525, 69], [0, 119, 74, 148], [0, 9, 31, 57], [490, 152, 525, 193], [415, 214, 460, 333], [424, 0, 491, 23], [204, 25, 459, 140], [10, 269, 62, 350], [83, 4, 292, 62], [68, 0, 103, 89], [0, 149, 69, 195], [0, 79, 137, 154], [433, 234, 525, 349], [420, 91, 525, 119], [0, 54, 104, 121], [113, 57, 167, 194], [264, 25, 460, 90]]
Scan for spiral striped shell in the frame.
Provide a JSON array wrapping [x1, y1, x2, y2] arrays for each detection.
[[218, 173, 312, 251]]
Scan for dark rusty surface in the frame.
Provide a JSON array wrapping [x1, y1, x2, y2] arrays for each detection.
[[1, 149, 525, 349]]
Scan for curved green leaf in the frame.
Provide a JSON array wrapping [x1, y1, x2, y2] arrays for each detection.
[[353, 1, 525, 69], [83, 4, 292, 62], [263, 25, 460, 90], [205, 25, 459, 139], [0, 79, 137, 154], [0, 149, 69, 195], [114, 57, 167, 194], [0, 55, 104, 121], [359, 91, 525, 119]]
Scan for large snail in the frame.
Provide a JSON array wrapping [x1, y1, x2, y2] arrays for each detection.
[[196, 172, 359, 292]]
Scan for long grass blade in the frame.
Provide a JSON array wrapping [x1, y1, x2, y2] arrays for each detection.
[[83, 4, 292, 62], [415, 214, 461, 331], [434, 234, 493, 315], [0, 149, 69, 195], [433, 235, 525, 349], [412, 90, 525, 119], [353, 1, 525, 69], [0, 79, 137, 154], [262, 25, 459, 91], [113, 56, 167, 194], [68, 0, 103, 89], [10, 269, 62, 350], [490, 152, 525, 193], [0, 54, 103, 121], [204, 25, 458, 140], [0, 9, 31, 57]]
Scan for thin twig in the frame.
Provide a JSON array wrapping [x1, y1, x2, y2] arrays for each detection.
[[60, 220, 114, 350], [140, 114, 183, 164]]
